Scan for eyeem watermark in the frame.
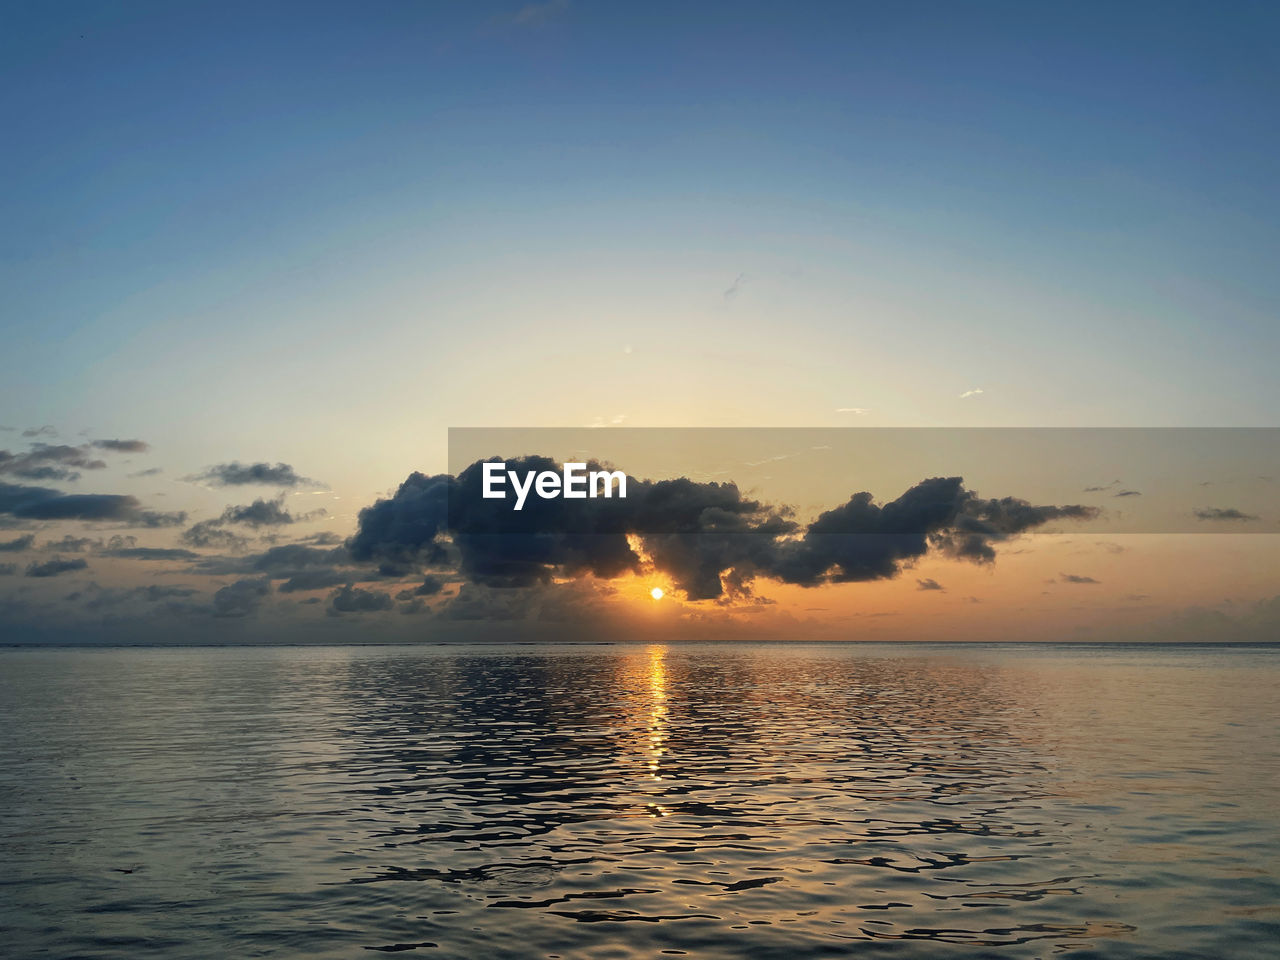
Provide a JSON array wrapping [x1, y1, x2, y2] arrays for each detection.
[[482, 461, 627, 511]]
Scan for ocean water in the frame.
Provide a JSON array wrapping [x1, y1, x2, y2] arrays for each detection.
[[1, 643, 1277, 959]]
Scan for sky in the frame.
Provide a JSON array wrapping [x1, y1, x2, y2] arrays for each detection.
[[1, 1, 1277, 642]]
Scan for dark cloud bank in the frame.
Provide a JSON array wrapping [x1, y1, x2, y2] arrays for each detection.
[[349, 456, 1099, 603], [8, 451, 1277, 643], [0, 481, 186, 527]]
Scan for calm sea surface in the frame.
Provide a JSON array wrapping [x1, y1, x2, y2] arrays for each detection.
[[1, 643, 1277, 959]]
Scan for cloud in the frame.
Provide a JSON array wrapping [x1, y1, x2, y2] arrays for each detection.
[[194, 542, 360, 596], [21, 426, 56, 438], [1193, 507, 1260, 522], [916, 578, 945, 591], [138, 585, 198, 601], [181, 522, 250, 551], [0, 480, 185, 526], [0, 444, 107, 482], [392, 575, 450, 614], [69, 582, 202, 613], [299, 531, 344, 546], [0, 563, 14, 576], [29, 534, 186, 558], [26, 557, 88, 578], [43, 535, 108, 553], [219, 495, 319, 528], [925, 489, 1099, 563], [349, 456, 1098, 602], [277, 568, 352, 593], [348, 471, 454, 576], [0, 534, 34, 552], [410, 575, 445, 596], [93, 439, 149, 453], [1059, 573, 1100, 584], [0, 439, 148, 483], [766, 479, 1095, 585], [1106, 595, 1280, 644], [102, 547, 199, 562], [134, 510, 188, 528], [835, 408, 870, 415], [186, 461, 320, 488], [128, 467, 163, 478], [958, 388, 984, 399], [212, 578, 269, 618], [436, 579, 613, 622], [178, 496, 326, 552], [328, 584, 394, 615], [247, 543, 351, 573], [1113, 490, 1142, 498], [723, 273, 746, 301]]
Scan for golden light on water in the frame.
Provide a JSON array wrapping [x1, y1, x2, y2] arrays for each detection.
[[618, 645, 672, 796], [646, 645, 668, 788]]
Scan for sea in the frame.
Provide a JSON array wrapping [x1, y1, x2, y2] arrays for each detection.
[[1, 642, 1277, 959]]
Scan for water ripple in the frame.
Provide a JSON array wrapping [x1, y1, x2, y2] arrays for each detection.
[[1, 642, 1278, 958]]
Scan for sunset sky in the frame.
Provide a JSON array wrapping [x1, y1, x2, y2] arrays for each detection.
[[2, 1, 1277, 642]]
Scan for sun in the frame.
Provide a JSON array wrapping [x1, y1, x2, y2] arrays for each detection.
[[650, 587, 664, 601]]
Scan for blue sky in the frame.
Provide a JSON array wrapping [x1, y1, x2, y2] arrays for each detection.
[[0, 2, 1277, 639], [5, 3, 1278, 453]]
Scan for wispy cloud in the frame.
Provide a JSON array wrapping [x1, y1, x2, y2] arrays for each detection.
[[103, 547, 199, 562], [0, 439, 150, 483], [958, 388, 984, 399], [178, 496, 326, 552], [0, 444, 106, 482], [26, 557, 88, 578], [93, 439, 149, 453], [723, 273, 746, 301], [0, 534, 34, 552], [1194, 507, 1260, 522], [835, 407, 870, 415], [743, 452, 796, 467], [185, 461, 322, 488]]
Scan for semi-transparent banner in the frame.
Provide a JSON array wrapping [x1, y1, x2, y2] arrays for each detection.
[[445, 428, 1279, 535]]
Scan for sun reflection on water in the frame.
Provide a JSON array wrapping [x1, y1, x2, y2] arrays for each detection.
[[646, 644, 668, 784]]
